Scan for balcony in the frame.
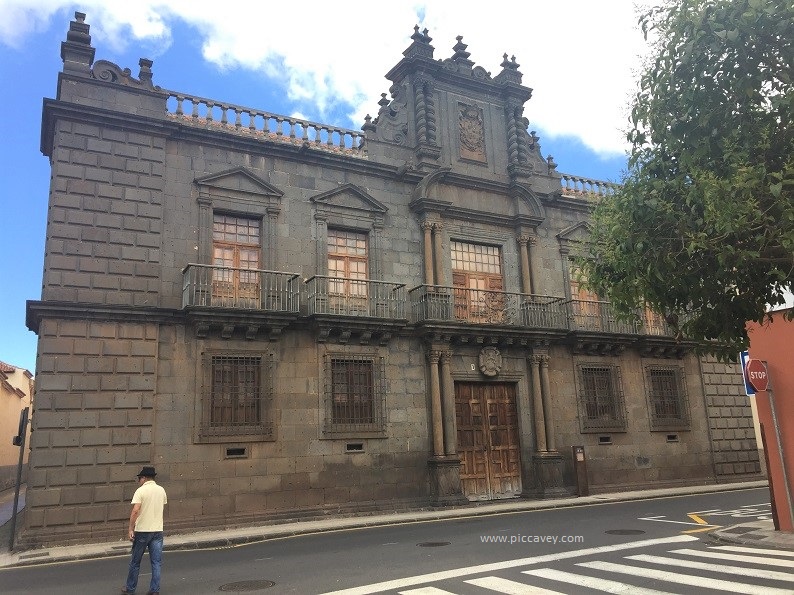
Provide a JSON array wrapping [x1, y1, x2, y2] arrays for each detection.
[[181, 264, 301, 340], [565, 299, 637, 334], [304, 275, 408, 343], [182, 264, 300, 311], [305, 276, 406, 318], [409, 285, 568, 331]]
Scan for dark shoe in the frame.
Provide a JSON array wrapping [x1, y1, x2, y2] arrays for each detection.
[[120, 589, 135, 594]]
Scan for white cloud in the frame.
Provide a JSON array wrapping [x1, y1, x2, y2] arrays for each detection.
[[1, 0, 649, 156]]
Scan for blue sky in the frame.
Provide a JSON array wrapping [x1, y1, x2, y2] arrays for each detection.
[[0, 1, 645, 373]]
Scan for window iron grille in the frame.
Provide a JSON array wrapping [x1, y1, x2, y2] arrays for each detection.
[[201, 354, 273, 439], [324, 355, 385, 435], [577, 364, 627, 432], [646, 366, 690, 430]]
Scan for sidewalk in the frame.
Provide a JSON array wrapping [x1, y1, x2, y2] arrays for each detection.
[[1, 479, 790, 569]]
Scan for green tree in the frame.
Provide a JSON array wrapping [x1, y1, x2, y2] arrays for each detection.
[[581, 0, 793, 359]]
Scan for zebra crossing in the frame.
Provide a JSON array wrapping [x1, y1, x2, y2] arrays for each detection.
[[322, 536, 794, 594], [395, 544, 794, 595]]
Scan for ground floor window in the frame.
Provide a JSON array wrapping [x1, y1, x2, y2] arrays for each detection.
[[646, 365, 689, 430], [577, 364, 626, 432], [324, 355, 385, 435], [200, 353, 273, 441]]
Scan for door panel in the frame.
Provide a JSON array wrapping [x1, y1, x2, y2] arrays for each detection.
[[456, 382, 521, 500]]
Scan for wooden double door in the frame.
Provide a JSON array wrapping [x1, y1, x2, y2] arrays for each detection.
[[455, 382, 522, 500]]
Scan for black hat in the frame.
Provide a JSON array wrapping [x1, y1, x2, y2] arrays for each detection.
[[137, 466, 157, 478]]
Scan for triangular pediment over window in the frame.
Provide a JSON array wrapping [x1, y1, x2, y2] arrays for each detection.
[[557, 221, 592, 244], [311, 184, 388, 215], [195, 167, 284, 200]]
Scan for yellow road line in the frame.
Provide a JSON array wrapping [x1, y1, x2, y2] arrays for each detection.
[[681, 525, 721, 534], [687, 514, 708, 525]]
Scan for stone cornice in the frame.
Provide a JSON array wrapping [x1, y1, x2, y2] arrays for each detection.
[[26, 300, 184, 333]]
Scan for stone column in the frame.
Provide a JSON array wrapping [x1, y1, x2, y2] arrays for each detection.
[[422, 220, 434, 285], [530, 355, 547, 452], [539, 354, 556, 450], [440, 350, 457, 456], [197, 193, 212, 264], [432, 222, 445, 287], [517, 234, 533, 295], [527, 351, 568, 499], [266, 206, 280, 270], [428, 349, 444, 457]]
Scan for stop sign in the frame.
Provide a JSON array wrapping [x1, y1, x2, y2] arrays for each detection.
[[745, 359, 769, 392]]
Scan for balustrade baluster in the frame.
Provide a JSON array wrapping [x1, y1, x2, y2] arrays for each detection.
[[175, 95, 184, 116], [191, 99, 199, 119], [220, 104, 228, 125], [205, 101, 214, 122], [248, 110, 256, 132]]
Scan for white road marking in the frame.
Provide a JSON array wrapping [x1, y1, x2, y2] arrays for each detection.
[[523, 568, 674, 594], [398, 588, 457, 595], [319, 535, 699, 594], [638, 515, 710, 526], [669, 548, 794, 568], [627, 553, 794, 582], [466, 576, 566, 594], [578, 560, 793, 595], [710, 545, 794, 558]]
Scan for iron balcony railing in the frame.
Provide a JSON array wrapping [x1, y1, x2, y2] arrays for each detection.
[[305, 275, 407, 319], [409, 285, 568, 328], [182, 264, 300, 312], [565, 299, 675, 336]]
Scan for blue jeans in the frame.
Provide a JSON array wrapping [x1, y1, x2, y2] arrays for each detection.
[[125, 531, 163, 593]]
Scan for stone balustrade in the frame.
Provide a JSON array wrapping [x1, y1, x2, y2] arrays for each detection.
[[165, 92, 367, 157], [559, 173, 619, 198]]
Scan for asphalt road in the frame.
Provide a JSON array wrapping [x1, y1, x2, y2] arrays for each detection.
[[0, 487, 783, 594]]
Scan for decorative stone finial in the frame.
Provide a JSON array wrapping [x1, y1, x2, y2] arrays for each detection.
[[404, 25, 434, 59], [495, 52, 523, 85], [451, 36, 471, 62], [61, 11, 95, 75], [138, 58, 154, 87], [547, 155, 558, 171]]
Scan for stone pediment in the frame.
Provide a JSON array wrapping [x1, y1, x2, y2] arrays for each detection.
[[311, 184, 388, 215], [195, 167, 284, 199], [557, 221, 592, 243]]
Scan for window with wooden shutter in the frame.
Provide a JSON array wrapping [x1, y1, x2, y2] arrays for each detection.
[[451, 241, 505, 323], [212, 214, 261, 308]]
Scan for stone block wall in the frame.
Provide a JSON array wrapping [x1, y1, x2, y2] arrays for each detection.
[[701, 356, 762, 477], [21, 319, 158, 547], [43, 119, 164, 307]]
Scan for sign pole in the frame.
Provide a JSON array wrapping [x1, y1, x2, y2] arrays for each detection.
[[767, 385, 794, 528], [9, 407, 29, 551]]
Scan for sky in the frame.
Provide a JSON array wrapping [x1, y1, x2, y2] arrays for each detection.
[[0, 0, 651, 374]]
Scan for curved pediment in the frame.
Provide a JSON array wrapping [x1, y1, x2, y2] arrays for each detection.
[[511, 183, 546, 223]]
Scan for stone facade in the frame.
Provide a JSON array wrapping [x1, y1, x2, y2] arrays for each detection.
[[22, 13, 762, 548]]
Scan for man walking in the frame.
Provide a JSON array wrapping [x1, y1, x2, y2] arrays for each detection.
[[122, 466, 167, 595]]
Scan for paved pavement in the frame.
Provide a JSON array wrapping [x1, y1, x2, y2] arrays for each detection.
[[0, 479, 791, 569]]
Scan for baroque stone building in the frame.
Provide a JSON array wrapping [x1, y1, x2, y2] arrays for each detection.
[[22, 13, 762, 548]]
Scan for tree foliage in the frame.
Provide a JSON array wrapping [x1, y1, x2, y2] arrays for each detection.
[[580, 0, 793, 359]]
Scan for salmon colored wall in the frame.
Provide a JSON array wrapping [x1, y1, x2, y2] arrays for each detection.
[[747, 309, 794, 531]]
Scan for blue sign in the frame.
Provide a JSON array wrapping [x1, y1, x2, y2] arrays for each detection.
[[740, 350, 755, 396]]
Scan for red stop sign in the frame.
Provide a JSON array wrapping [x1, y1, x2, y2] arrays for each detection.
[[745, 359, 769, 392]]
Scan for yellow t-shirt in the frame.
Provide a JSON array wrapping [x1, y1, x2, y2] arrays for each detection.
[[131, 480, 167, 532]]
